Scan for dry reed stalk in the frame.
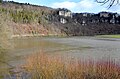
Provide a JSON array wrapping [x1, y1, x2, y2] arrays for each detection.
[[23, 52, 120, 79]]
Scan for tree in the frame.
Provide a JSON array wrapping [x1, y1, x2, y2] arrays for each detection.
[[0, 0, 3, 3], [96, 0, 120, 8]]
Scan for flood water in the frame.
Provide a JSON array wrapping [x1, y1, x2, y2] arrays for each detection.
[[0, 36, 120, 77]]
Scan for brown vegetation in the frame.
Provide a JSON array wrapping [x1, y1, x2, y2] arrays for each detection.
[[22, 53, 120, 79], [0, 1, 120, 37], [0, 13, 13, 52], [0, 1, 64, 37]]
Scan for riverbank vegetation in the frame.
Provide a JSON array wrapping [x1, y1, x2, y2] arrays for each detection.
[[100, 35, 120, 38], [0, 13, 12, 53], [97, 35, 120, 38], [16, 53, 120, 79], [0, 13, 13, 78]]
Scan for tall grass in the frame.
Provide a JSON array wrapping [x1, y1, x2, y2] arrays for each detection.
[[0, 12, 14, 78], [0, 13, 13, 53], [23, 53, 120, 79]]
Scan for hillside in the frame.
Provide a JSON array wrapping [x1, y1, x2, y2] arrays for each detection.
[[0, 1, 120, 37], [0, 1, 65, 37]]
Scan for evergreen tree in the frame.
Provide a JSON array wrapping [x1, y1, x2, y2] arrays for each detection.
[[0, 0, 2, 3]]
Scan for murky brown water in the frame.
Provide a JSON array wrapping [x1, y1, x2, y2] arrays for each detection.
[[47, 37, 120, 59], [0, 36, 120, 78]]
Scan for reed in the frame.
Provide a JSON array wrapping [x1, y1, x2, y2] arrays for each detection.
[[23, 53, 120, 79]]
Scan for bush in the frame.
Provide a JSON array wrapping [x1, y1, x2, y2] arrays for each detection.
[[22, 53, 120, 79]]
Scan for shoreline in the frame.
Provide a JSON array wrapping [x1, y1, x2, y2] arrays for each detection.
[[11, 34, 120, 39], [11, 34, 67, 38]]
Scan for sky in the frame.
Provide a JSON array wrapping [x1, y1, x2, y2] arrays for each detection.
[[7, 0, 120, 13]]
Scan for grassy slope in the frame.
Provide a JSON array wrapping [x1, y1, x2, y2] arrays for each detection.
[[97, 35, 120, 38], [0, 2, 65, 37]]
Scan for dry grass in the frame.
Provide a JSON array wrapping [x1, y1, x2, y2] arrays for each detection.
[[23, 53, 120, 79], [97, 35, 120, 38], [0, 13, 13, 52], [0, 13, 13, 78]]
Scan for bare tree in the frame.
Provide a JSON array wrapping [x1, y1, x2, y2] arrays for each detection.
[[96, 0, 120, 8]]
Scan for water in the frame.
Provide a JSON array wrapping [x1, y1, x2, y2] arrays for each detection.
[[44, 37, 120, 60], [0, 36, 120, 78]]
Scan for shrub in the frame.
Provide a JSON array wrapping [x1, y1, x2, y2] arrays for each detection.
[[22, 53, 120, 79]]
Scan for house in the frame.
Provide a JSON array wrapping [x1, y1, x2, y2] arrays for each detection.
[[58, 8, 72, 18], [82, 13, 94, 17], [99, 12, 109, 17], [110, 18, 115, 24], [57, 8, 72, 24], [82, 20, 86, 26], [60, 18, 67, 24], [114, 13, 120, 24], [83, 13, 88, 17], [114, 13, 119, 18], [109, 13, 120, 24], [99, 12, 110, 23]]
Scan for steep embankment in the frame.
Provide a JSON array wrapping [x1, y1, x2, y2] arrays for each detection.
[[11, 23, 64, 37], [0, 1, 120, 38], [0, 1, 65, 38]]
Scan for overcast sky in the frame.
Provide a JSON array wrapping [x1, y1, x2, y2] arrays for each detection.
[[7, 0, 120, 13]]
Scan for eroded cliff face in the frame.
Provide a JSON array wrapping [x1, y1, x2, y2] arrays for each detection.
[[11, 22, 65, 37]]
